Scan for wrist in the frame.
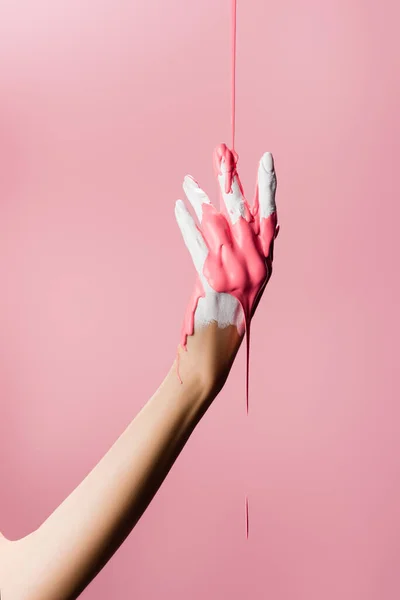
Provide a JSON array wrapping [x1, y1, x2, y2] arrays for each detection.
[[176, 322, 243, 400]]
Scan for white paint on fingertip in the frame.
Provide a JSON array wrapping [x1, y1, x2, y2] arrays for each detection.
[[175, 199, 208, 275], [261, 152, 274, 172], [258, 153, 277, 219], [183, 175, 211, 223], [175, 198, 185, 213]]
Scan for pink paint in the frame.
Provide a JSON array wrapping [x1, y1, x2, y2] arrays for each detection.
[[245, 495, 249, 539], [231, 0, 237, 151], [175, 347, 183, 384], [180, 145, 277, 395]]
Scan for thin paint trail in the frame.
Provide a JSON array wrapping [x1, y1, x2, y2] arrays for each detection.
[[231, 0, 250, 540], [230, 0, 250, 418], [245, 495, 249, 539], [231, 0, 237, 151], [245, 317, 250, 415]]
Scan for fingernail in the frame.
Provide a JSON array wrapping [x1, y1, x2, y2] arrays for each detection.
[[261, 152, 274, 172]]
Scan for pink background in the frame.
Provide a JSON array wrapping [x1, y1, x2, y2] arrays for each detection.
[[1, 1, 399, 598]]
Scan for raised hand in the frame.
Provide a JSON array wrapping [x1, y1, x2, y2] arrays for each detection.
[[175, 143, 278, 377]]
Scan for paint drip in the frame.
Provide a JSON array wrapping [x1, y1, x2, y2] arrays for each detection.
[[175, 0, 278, 540]]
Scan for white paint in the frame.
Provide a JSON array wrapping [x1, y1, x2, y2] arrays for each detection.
[[217, 156, 247, 225], [175, 150, 276, 335], [182, 175, 211, 223], [258, 152, 277, 219]]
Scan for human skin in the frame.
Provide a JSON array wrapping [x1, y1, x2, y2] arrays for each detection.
[[0, 144, 278, 600]]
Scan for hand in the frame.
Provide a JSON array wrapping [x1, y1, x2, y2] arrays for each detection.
[[175, 143, 279, 391]]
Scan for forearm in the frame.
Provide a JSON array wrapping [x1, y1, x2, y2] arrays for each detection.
[[5, 362, 215, 600], [1, 140, 277, 599]]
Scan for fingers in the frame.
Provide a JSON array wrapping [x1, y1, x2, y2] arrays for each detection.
[[214, 143, 251, 225], [182, 176, 211, 224], [257, 152, 277, 219], [175, 199, 208, 276]]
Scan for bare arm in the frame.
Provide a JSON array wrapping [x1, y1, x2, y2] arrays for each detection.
[[1, 143, 278, 600], [2, 324, 241, 600]]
